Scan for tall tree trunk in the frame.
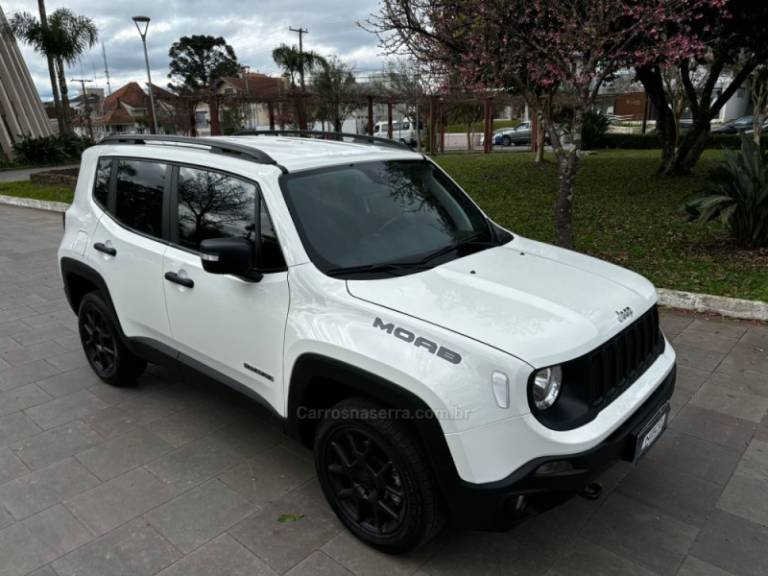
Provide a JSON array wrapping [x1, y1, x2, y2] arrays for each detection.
[[550, 107, 583, 249], [188, 100, 197, 137], [55, 57, 71, 134], [667, 114, 711, 175], [752, 79, 767, 146], [209, 94, 221, 136], [37, 0, 64, 134], [637, 66, 676, 173], [639, 60, 757, 174], [555, 151, 577, 249], [534, 117, 545, 163]]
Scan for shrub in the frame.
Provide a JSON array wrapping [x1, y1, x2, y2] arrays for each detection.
[[581, 110, 609, 150], [12, 134, 92, 164], [685, 135, 768, 248], [601, 132, 768, 150]]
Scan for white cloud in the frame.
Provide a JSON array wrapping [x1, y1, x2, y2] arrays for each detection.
[[2, 0, 385, 100]]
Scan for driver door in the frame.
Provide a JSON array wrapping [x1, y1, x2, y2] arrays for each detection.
[[161, 164, 289, 412]]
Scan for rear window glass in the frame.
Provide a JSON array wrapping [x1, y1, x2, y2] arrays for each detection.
[[93, 157, 112, 208], [114, 159, 167, 238]]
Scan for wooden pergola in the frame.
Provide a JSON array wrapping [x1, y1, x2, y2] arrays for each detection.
[[156, 89, 520, 154]]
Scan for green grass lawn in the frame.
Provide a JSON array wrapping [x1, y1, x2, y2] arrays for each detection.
[[0, 181, 74, 203], [435, 149, 768, 302]]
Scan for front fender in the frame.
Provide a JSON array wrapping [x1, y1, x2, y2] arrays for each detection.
[[283, 264, 534, 435]]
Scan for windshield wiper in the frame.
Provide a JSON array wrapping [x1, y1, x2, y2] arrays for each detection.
[[416, 234, 498, 266], [326, 233, 498, 278], [325, 261, 429, 277]]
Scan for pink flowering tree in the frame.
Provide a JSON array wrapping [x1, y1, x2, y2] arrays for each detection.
[[368, 0, 723, 248]]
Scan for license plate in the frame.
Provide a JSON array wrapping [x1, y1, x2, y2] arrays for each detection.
[[634, 404, 669, 462]]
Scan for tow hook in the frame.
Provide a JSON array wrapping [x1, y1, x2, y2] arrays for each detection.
[[580, 481, 603, 501]]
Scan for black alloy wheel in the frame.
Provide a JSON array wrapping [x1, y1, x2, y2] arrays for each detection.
[[325, 426, 407, 536], [315, 397, 445, 553], [81, 306, 117, 375], [78, 292, 146, 386]]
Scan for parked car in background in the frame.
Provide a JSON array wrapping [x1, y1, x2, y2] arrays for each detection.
[[712, 115, 754, 134], [372, 119, 423, 147], [484, 122, 532, 146], [481, 122, 568, 147], [744, 118, 768, 136]]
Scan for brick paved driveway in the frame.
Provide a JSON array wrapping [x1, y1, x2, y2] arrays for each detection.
[[1, 204, 767, 576]]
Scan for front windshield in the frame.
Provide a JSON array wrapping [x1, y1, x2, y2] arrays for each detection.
[[281, 160, 501, 277]]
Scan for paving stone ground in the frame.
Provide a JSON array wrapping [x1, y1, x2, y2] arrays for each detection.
[[1, 204, 767, 576]]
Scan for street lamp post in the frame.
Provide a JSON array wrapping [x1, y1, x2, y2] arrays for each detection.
[[132, 16, 158, 134]]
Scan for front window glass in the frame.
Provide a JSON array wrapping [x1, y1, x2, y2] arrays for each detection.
[[282, 160, 499, 277], [176, 167, 286, 269], [176, 166, 257, 250]]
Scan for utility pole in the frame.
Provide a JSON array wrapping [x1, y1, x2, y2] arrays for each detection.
[[241, 65, 250, 129], [289, 26, 309, 130], [72, 78, 94, 140], [101, 43, 112, 96], [288, 26, 308, 90]]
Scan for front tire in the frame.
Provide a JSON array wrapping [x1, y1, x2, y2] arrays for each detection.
[[314, 397, 445, 553], [501, 135, 512, 147], [78, 292, 146, 386]]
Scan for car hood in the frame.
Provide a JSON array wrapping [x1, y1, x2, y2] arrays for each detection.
[[346, 236, 658, 367]]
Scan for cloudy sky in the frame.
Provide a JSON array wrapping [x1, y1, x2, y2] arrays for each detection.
[[2, 0, 387, 100]]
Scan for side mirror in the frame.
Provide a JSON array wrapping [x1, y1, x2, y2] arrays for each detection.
[[199, 237, 262, 281]]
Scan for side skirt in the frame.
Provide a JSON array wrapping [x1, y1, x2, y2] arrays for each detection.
[[127, 336, 285, 424]]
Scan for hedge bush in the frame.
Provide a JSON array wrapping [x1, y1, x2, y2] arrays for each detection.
[[12, 134, 93, 164], [601, 132, 768, 150]]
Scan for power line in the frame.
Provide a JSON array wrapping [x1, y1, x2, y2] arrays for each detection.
[[101, 43, 112, 96]]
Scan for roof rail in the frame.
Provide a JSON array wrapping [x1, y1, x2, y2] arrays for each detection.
[[97, 134, 287, 172], [234, 129, 412, 151]]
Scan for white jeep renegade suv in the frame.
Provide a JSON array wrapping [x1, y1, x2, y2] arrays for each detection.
[[58, 132, 676, 553]]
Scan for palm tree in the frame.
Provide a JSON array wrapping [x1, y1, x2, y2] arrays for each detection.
[[10, 7, 97, 134], [272, 43, 326, 90]]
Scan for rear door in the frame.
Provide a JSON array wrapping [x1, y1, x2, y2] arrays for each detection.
[[88, 157, 171, 341], [161, 164, 290, 412]]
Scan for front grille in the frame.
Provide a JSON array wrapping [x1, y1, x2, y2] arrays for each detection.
[[579, 305, 665, 409], [532, 305, 666, 431]]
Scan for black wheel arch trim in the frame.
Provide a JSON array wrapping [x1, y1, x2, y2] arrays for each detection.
[[285, 353, 461, 501], [60, 258, 122, 327]]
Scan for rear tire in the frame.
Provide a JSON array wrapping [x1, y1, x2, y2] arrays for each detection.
[[78, 292, 146, 386], [314, 397, 446, 553]]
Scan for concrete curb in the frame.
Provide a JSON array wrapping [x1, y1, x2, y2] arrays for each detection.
[[0, 194, 69, 213], [658, 288, 768, 322], [0, 195, 765, 321]]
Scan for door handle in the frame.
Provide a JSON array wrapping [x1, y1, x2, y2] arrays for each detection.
[[164, 271, 194, 289], [93, 242, 116, 256]]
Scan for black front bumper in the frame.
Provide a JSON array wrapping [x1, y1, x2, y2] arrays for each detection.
[[445, 365, 676, 531]]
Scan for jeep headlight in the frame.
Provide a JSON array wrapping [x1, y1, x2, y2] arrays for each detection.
[[532, 365, 562, 410]]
